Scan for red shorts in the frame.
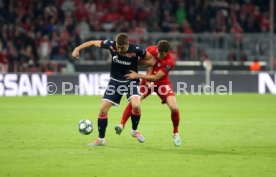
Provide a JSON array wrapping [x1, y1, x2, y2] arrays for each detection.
[[140, 80, 175, 104]]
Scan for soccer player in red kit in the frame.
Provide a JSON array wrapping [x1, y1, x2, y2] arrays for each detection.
[[115, 40, 181, 146]]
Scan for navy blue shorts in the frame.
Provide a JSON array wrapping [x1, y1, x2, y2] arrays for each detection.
[[102, 79, 140, 106]]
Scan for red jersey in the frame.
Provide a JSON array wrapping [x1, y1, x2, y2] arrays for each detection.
[[146, 46, 175, 85]]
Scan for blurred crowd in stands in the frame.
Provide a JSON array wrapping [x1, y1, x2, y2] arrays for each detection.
[[0, 0, 274, 72]]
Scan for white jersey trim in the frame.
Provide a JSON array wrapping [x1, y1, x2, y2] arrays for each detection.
[[127, 95, 141, 102], [102, 99, 119, 106], [110, 77, 129, 83]]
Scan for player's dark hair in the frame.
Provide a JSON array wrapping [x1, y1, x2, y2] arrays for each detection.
[[158, 40, 170, 52], [115, 33, 129, 45]]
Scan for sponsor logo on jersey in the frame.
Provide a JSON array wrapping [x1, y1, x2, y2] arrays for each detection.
[[112, 55, 131, 65]]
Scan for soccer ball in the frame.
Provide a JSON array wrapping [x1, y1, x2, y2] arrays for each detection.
[[78, 119, 93, 135]]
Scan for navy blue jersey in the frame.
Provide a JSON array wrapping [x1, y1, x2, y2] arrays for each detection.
[[101, 40, 146, 81]]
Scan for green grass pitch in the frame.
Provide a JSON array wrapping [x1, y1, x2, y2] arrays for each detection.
[[0, 94, 276, 177]]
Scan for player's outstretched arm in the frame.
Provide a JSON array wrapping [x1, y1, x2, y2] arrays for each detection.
[[72, 40, 102, 59], [125, 70, 165, 82]]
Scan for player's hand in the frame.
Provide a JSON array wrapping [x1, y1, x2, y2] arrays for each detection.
[[125, 70, 138, 79], [72, 48, 80, 59]]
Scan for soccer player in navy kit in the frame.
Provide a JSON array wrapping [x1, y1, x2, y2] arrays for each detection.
[[72, 33, 153, 146]]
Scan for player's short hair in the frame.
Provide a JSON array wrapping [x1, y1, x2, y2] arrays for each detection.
[[158, 40, 170, 52], [115, 33, 129, 45]]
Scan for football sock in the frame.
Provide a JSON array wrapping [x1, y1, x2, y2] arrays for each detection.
[[120, 103, 132, 127], [171, 110, 180, 134], [131, 110, 141, 130], [98, 114, 108, 138]]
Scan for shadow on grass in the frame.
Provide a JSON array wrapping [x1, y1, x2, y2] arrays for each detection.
[[88, 145, 239, 156]]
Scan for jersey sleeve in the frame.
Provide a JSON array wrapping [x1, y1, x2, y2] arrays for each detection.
[[159, 56, 175, 75], [146, 46, 156, 54], [136, 46, 147, 59], [100, 40, 114, 49], [159, 64, 173, 75]]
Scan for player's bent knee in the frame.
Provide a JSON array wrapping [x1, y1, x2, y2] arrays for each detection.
[[99, 100, 112, 115], [130, 100, 140, 112], [99, 109, 108, 115], [99, 105, 109, 115], [132, 105, 141, 112], [170, 106, 179, 113]]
